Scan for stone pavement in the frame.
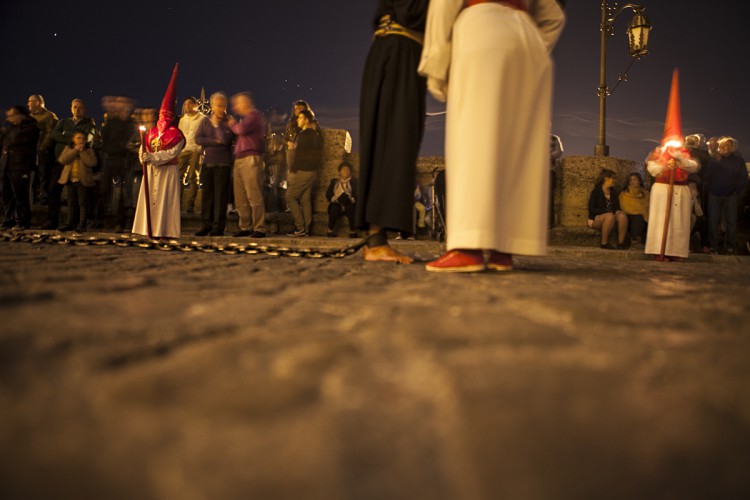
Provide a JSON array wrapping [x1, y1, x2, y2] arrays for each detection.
[[1, 235, 749, 500]]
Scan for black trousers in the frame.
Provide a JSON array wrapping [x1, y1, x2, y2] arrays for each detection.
[[626, 214, 647, 240], [96, 156, 130, 226], [1, 169, 32, 227], [46, 162, 64, 226], [328, 201, 356, 231], [64, 182, 90, 227], [200, 165, 231, 232]]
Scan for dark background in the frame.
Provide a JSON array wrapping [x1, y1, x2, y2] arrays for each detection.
[[1, 1, 748, 161]]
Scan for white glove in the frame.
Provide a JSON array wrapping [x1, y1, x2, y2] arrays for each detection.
[[139, 150, 153, 164]]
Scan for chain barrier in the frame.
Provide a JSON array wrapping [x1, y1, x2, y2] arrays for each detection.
[[0, 231, 365, 259]]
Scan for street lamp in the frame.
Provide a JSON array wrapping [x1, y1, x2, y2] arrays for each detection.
[[595, 1, 652, 156]]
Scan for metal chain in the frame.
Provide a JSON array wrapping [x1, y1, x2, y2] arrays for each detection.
[[0, 231, 365, 259]]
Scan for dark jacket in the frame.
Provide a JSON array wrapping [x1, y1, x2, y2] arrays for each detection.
[[290, 128, 322, 173], [0, 116, 40, 172], [588, 185, 621, 220], [703, 154, 748, 197], [194, 117, 234, 166], [50, 116, 97, 159], [100, 117, 137, 158]]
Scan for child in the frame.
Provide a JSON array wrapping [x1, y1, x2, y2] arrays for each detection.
[[57, 131, 97, 232]]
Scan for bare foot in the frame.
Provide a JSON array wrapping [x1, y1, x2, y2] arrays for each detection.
[[363, 244, 414, 264]]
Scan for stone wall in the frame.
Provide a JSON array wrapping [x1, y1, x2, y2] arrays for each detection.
[[555, 155, 644, 228]]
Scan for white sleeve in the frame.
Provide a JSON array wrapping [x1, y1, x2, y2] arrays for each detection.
[[678, 157, 700, 174], [417, 0, 464, 90], [150, 139, 185, 166], [529, 0, 566, 52], [647, 160, 665, 177]]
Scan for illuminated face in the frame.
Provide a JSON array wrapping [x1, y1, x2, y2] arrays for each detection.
[[718, 141, 735, 157], [628, 175, 640, 189], [296, 113, 309, 129], [72, 133, 86, 147], [232, 95, 253, 116], [71, 100, 85, 120], [340, 166, 351, 179], [6, 108, 23, 125], [603, 177, 615, 189], [211, 96, 227, 117], [183, 99, 197, 114], [293, 104, 306, 116], [27, 96, 42, 113]]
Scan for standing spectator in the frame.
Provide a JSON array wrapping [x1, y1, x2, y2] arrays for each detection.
[[228, 92, 266, 238], [27, 94, 58, 204], [418, 0, 565, 271], [588, 169, 629, 249], [178, 97, 204, 213], [97, 96, 137, 232], [356, 0, 428, 263], [132, 65, 185, 239], [194, 92, 234, 236], [285, 109, 322, 236], [284, 100, 312, 175], [703, 137, 747, 254], [56, 131, 97, 232], [619, 172, 649, 244], [44, 99, 96, 230], [550, 134, 564, 227], [1, 106, 39, 230], [325, 161, 358, 238]]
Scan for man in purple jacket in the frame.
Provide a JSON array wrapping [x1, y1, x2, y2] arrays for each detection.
[[228, 92, 266, 237], [194, 93, 234, 236]]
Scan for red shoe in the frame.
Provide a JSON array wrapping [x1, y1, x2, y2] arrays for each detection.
[[425, 250, 485, 273], [487, 251, 513, 271]]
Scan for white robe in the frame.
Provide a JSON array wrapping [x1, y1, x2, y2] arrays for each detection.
[[418, 0, 565, 255], [132, 139, 185, 239], [644, 158, 700, 258]]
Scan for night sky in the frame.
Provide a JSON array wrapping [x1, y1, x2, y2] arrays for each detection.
[[2, 1, 748, 161]]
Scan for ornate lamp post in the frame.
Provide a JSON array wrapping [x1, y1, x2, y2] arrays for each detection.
[[595, 1, 651, 156]]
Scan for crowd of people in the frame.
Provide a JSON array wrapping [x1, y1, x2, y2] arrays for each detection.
[[588, 133, 748, 258], [0, 85, 334, 238], [4, 1, 748, 271]]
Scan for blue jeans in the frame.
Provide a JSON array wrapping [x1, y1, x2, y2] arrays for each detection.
[[708, 193, 738, 250]]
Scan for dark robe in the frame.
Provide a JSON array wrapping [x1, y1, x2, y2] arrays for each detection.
[[355, 0, 428, 233]]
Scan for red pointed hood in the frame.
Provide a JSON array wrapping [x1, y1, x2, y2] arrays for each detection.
[[661, 68, 683, 148], [157, 63, 179, 134]]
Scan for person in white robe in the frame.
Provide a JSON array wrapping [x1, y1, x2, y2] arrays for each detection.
[[131, 64, 185, 239], [132, 139, 185, 239], [417, 0, 565, 272], [644, 148, 699, 260]]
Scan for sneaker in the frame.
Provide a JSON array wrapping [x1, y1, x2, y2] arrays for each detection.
[[286, 229, 307, 237], [726, 248, 736, 255], [12, 225, 30, 231], [487, 251, 513, 271], [195, 228, 211, 236], [600, 243, 616, 250], [250, 231, 266, 238], [327, 230, 336, 238], [58, 224, 75, 231], [348, 231, 358, 239], [74, 225, 87, 234], [233, 230, 252, 237], [426, 250, 485, 273]]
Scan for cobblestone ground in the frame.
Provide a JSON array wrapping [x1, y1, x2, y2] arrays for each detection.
[[1, 237, 749, 500]]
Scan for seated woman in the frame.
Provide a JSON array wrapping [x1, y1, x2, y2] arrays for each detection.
[[587, 169, 629, 249], [325, 162, 358, 238], [618, 172, 649, 244]]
